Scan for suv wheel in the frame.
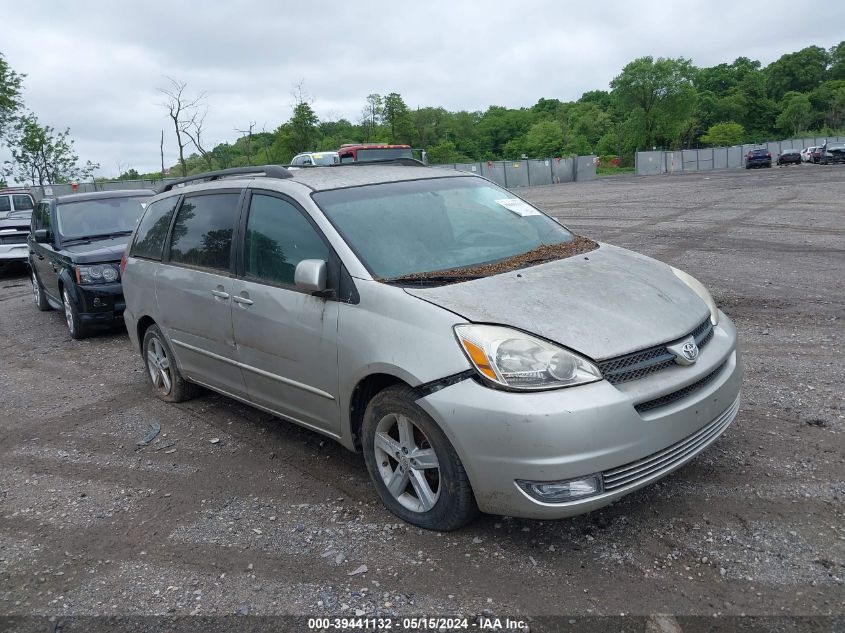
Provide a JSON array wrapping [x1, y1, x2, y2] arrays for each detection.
[[62, 288, 87, 339], [142, 324, 198, 402], [32, 269, 50, 311], [362, 384, 477, 531]]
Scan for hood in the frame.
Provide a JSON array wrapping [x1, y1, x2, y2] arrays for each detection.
[[404, 243, 710, 360], [62, 236, 129, 264]]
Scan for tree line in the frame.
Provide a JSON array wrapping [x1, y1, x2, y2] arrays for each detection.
[[2, 41, 844, 185]]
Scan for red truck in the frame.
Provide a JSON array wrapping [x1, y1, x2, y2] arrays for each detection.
[[337, 143, 416, 163]]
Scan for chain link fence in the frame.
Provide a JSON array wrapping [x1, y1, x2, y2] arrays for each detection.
[[636, 136, 845, 176]]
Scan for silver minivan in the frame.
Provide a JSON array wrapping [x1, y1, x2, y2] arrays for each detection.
[[122, 164, 742, 531]]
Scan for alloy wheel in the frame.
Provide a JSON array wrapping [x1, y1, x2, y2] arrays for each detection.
[[373, 413, 441, 512], [146, 336, 173, 395], [62, 289, 75, 335]]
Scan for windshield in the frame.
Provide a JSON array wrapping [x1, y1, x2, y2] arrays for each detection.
[[57, 196, 149, 240], [827, 143, 845, 150], [312, 153, 339, 165], [356, 148, 413, 162], [314, 177, 580, 280]]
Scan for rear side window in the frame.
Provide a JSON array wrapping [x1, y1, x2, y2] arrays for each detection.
[[243, 194, 329, 286], [0, 197, 9, 213], [168, 193, 240, 272], [131, 196, 178, 261]]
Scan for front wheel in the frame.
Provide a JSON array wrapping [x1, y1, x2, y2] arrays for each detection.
[[63, 287, 88, 339], [362, 385, 477, 531]]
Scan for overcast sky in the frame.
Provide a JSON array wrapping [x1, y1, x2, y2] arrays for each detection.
[[2, 1, 842, 178]]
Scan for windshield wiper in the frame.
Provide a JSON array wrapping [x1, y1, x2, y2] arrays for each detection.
[[62, 231, 132, 245], [382, 272, 483, 286]]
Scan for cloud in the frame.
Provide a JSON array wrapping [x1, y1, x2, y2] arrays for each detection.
[[2, 0, 843, 177]]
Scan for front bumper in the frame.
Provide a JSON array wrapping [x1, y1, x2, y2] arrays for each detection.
[[75, 282, 126, 328], [416, 312, 743, 519]]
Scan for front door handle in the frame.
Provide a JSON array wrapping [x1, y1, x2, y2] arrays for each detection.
[[211, 289, 230, 300], [232, 295, 253, 306]]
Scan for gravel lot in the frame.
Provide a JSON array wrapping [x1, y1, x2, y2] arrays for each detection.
[[0, 165, 843, 629]]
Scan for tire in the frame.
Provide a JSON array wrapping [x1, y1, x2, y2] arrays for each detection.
[[62, 287, 88, 340], [362, 384, 477, 531], [31, 268, 51, 311], [142, 324, 199, 402]]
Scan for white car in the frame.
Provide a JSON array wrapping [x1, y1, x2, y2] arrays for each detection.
[[801, 147, 817, 163], [289, 152, 339, 167]]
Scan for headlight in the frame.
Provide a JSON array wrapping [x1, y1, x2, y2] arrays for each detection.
[[671, 266, 719, 325], [76, 264, 120, 284], [454, 324, 601, 391]]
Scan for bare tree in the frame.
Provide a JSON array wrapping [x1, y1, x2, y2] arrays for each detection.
[[183, 107, 214, 170], [159, 77, 205, 177], [235, 121, 256, 166]]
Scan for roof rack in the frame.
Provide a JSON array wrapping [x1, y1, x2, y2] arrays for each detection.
[[158, 165, 293, 193]]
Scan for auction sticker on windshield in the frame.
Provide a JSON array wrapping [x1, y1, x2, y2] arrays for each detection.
[[496, 198, 541, 217]]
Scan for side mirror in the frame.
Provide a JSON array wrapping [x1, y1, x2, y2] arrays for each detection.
[[33, 229, 49, 243], [294, 259, 327, 294]]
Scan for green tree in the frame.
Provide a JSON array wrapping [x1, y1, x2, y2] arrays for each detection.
[[521, 120, 565, 157], [809, 80, 845, 130], [0, 51, 24, 142], [766, 46, 830, 98], [776, 92, 813, 136], [700, 121, 745, 146], [360, 93, 382, 141], [829, 41, 845, 81], [6, 113, 98, 185], [610, 56, 698, 149], [382, 92, 415, 144]]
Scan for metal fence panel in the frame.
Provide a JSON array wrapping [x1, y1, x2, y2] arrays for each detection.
[[682, 150, 698, 171], [697, 149, 714, 170], [503, 161, 529, 187], [480, 161, 506, 187], [453, 162, 481, 175], [552, 157, 575, 182], [575, 155, 597, 181], [526, 159, 553, 186], [727, 146, 743, 168], [665, 151, 683, 173], [636, 151, 664, 175], [712, 147, 727, 170]]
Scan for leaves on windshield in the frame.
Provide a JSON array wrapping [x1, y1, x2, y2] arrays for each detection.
[[381, 235, 599, 285]]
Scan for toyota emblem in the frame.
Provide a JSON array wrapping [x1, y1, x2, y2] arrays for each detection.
[[681, 341, 699, 362]]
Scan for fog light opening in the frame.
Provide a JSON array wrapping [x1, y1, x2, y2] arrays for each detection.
[[516, 474, 603, 503]]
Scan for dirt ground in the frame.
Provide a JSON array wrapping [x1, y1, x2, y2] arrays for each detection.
[[0, 165, 843, 630]]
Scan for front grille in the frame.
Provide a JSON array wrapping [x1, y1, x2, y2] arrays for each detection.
[[603, 393, 740, 492], [634, 361, 726, 413], [0, 234, 27, 245], [598, 317, 714, 385]]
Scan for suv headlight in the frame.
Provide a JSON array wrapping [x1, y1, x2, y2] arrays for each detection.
[[76, 264, 120, 284], [671, 266, 719, 325], [454, 324, 601, 391]]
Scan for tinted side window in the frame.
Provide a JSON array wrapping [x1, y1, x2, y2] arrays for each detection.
[[39, 203, 52, 232], [168, 193, 240, 272], [0, 197, 10, 213], [244, 194, 328, 286], [131, 196, 178, 260]]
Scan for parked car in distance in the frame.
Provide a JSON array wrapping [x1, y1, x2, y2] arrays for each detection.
[[819, 141, 845, 165], [777, 149, 802, 166], [811, 146, 823, 163], [289, 152, 340, 167], [801, 146, 817, 162], [745, 148, 771, 168], [122, 164, 742, 531], [29, 189, 153, 339], [0, 188, 36, 265]]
